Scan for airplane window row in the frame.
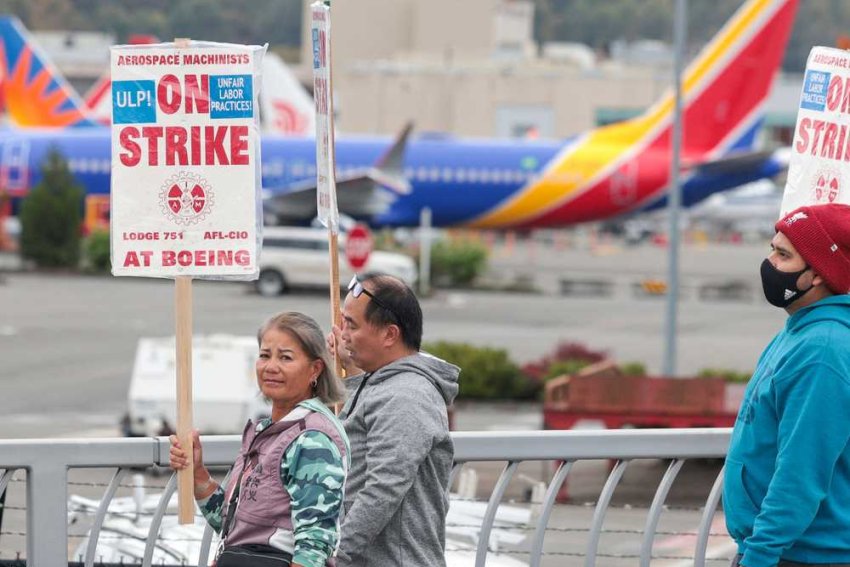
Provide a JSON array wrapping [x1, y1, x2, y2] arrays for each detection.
[[262, 162, 286, 177], [63, 157, 534, 187], [258, 161, 536, 185], [68, 158, 111, 174], [402, 167, 533, 184], [262, 162, 319, 179], [261, 162, 367, 180]]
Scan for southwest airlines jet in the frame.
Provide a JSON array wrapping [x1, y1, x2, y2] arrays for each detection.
[[0, 0, 797, 228]]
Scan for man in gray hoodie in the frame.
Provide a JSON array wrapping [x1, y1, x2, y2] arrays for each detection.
[[329, 272, 460, 567]]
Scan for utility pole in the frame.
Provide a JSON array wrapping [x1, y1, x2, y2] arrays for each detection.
[[663, 0, 686, 376]]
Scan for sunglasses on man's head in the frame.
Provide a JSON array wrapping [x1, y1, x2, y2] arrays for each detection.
[[348, 275, 400, 322]]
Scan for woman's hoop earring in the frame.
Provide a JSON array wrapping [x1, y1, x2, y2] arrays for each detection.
[[311, 378, 318, 389]]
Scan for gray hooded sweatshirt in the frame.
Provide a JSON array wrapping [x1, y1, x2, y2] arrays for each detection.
[[337, 352, 459, 567]]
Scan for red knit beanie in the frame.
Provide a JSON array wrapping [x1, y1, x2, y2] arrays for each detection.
[[776, 204, 850, 295]]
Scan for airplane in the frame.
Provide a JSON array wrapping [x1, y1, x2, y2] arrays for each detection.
[[0, 0, 798, 229]]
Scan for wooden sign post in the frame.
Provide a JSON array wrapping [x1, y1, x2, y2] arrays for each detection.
[[174, 275, 194, 522], [171, 37, 195, 527], [110, 38, 266, 523]]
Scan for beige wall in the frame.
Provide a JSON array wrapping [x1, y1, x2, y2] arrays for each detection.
[[301, 0, 415, 72], [338, 64, 664, 137], [300, 0, 665, 138], [410, 0, 496, 62], [302, 0, 520, 68]]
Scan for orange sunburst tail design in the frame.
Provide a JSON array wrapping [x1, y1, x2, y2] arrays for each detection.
[[0, 16, 98, 128]]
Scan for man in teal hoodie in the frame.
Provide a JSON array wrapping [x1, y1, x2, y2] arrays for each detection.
[[725, 203, 850, 567]]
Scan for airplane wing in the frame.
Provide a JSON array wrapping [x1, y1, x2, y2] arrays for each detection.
[[264, 123, 413, 223], [264, 168, 407, 222]]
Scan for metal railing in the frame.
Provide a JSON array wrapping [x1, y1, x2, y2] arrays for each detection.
[[0, 428, 732, 567]]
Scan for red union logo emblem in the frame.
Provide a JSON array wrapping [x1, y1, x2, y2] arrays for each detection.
[[190, 184, 206, 213], [812, 168, 841, 204], [167, 184, 182, 213], [159, 172, 214, 225]]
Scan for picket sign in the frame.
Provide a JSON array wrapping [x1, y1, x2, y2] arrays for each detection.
[[782, 46, 850, 214], [312, 1, 344, 379], [110, 36, 265, 523]]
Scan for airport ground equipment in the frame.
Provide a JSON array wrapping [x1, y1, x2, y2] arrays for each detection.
[[543, 361, 741, 431], [123, 335, 269, 437]]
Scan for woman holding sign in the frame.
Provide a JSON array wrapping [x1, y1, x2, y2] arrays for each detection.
[[170, 312, 349, 567]]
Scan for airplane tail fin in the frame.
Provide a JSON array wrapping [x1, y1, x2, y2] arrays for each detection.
[[641, 0, 799, 156], [82, 75, 111, 125], [0, 16, 99, 128], [469, 0, 798, 229], [260, 53, 316, 136]]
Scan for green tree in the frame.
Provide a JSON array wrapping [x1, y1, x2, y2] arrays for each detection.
[[531, 0, 847, 73], [84, 229, 111, 272], [19, 148, 83, 268]]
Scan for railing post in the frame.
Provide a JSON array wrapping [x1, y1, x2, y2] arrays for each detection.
[[27, 463, 67, 567]]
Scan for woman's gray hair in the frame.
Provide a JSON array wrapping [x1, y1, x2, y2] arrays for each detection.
[[257, 311, 345, 405]]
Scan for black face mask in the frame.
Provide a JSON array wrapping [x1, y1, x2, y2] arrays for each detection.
[[760, 258, 813, 308]]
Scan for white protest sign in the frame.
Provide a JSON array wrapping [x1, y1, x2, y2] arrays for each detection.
[[311, 2, 339, 234], [782, 46, 850, 216], [110, 42, 265, 278]]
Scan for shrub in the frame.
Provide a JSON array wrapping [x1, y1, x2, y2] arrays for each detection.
[[423, 340, 536, 400], [19, 148, 84, 268], [85, 229, 112, 272], [544, 359, 591, 380], [430, 237, 488, 286], [698, 368, 752, 383], [621, 361, 647, 376], [521, 341, 608, 383]]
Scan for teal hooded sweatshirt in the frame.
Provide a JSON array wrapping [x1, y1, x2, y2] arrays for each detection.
[[724, 295, 850, 567]]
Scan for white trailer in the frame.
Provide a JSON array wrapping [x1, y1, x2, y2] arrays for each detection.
[[122, 335, 269, 437]]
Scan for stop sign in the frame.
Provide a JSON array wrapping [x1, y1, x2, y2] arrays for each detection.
[[345, 223, 373, 271]]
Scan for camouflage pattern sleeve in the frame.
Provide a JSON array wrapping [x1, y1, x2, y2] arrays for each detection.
[[282, 430, 346, 567], [197, 484, 226, 533]]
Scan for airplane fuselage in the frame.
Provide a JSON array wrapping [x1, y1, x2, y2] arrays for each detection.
[[0, 128, 784, 229]]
